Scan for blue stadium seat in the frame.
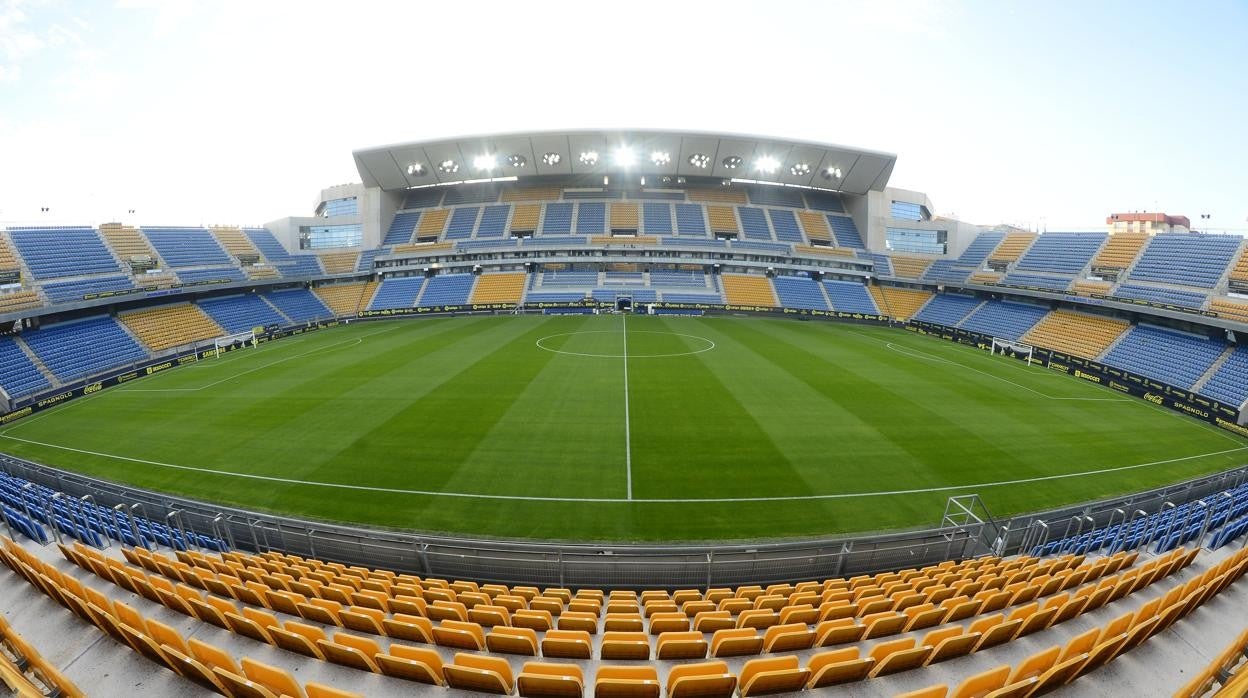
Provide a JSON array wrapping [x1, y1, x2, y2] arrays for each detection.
[[913, 294, 982, 326], [675, 204, 707, 236], [828, 216, 864, 249], [1103, 324, 1226, 388], [8, 227, 123, 279], [22, 316, 147, 383], [543, 271, 597, 286], [575, 203, 606, 234], [198, 295, 287, 334], [922, 260, 972, 285], [442, 185, 500, 206], [1014, 232, 1106, 275], [383, 212, 421, 245], [442, 208, 480, 240], [772, 276, 830, 311], [1127, 233, 1242, 288], [661, 292, 724, 304], [42, 275, 135, 304], [244, 229, 323, 277], [999, 273, 1072, 292], [746, 187, 804, 208], [356, 248, 380, 273], [959, 300, 1050, 341], [475, 205, 511, 238], [1114, 284, 1207, 309], [0, 337, 51, 398], [823, 280, 879, 314], [642, 203, 673, 234], [859, 252, 893, 276], [737, 207, 773, 240], [526, 292, 586, 303], [541, 203, 573, 234], [1200, 346, 1248, 408], [419, 274, 475, 306], [143, 227, 233, 267], [261, 288, 333, 323], [767, 210, 804, 244], [400, 188, 444, 210], [368, 277, 425, 310], [650, 269, 707, 289]]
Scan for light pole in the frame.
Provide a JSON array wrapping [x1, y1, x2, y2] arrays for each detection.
[[1200, 213, 1211, 234]]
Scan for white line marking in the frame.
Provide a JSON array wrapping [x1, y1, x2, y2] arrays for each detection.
[[535, 330, 715, 358], [119, 325, 402, 393], [0, 434, 1240, 503], [852, 329, 1129, 402], [622, 314, 633, 500]]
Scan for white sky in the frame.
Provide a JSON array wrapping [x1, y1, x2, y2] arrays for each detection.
[[1, 0, 1246, 233]]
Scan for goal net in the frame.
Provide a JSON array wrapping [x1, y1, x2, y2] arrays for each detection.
[[991, 337, 1034, 365], [213, 330, 257, 358]]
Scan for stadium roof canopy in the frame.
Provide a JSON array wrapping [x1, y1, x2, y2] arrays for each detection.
[[352, 129, 896, 196]]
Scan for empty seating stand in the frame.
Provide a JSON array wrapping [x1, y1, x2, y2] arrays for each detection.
[[913, 294, 981, 327], [198, 295, 288, 334], [0, 336, 50, 398], [1127, 234, 1242, 288], [41, 275, 135, 304], [419, 274, 475, 306], [1014, 232, 1106, 276], [8, 227, 122, 279], [772, 276, 829, 311], [823, 280, 879, 314], [21, 316, 147, 384], [368, 277, 425, 311], [244, 229, 324, 277], [383, 212, 420, 246], [1114, 283, 1208, 310], [143, 227, 233, 268], [262, 288, 334, 323], [1200, 346, 1248, 409], [958, 301, 1050, 342], [1103, 325, 1226, 389]]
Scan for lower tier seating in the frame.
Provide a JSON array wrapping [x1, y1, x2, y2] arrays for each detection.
[[314, 282, 378, 316], [121, 303, 224, 351], [469, 274, 526, 305], [721, 275, 777, 307], [1021, 311, 1128, 360], [1102, 325, 1226, 389], [868, 286, 932, 321]]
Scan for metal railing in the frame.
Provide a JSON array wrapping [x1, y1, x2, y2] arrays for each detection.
[[2, 453, 1246, 589]]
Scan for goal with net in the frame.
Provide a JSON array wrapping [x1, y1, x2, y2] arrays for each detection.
[[991, 337, 1034, 365], [213, 330, 258, 358]]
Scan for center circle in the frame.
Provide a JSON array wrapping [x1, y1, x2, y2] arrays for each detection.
[[535, 330, 717, 358]]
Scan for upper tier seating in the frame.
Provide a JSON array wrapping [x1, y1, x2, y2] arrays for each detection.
[[661, 291, 724, 303], [0, 290, 42, 314], [502, 186, 562, 203], [1209, 298, 1248, 324], [356, 249, 380, 273], [417, 209, 450, 237], [1022, 310, 1128, 360], [8, 227, 122, 279], [921, 260, 971, 285], [1103, 325, 1226, 388], [1014, 232, 1105, 275], [958, 301, 1050, 342], [768, 210, 804, 244], [41, 275, 135, 304], [211, 226, 262, 259], [21, 316, 147, 383], [1114, 284, 1207, 309], [689, 187, 747, 205], [400, 188, 444, 209], [998, 272, 1071, 292], [795, 211, 830, 243], [262, 288, 333, 323], [674, 204, 707, 236], [803, 190, 845, 212], [772, 276, 829, 311], [823, 280, 879, 314], [888, 256, 932, 279], [575, 203, 606, 234], [1199, 346, 1248, 408], [541, 203, 573, 235], [649, 269, 707, 289], [828, 216, 864, 249], [143, 227, 233, 268], [0, 337, 50, 398], [470, 273, 526, 305], [1229, 246, 1248, 287], [868, 285, 932, 321], [476, 205, 511, 238], [198, 295, 288, 334], [383, 212, 420, 246], [609, 203, 639, 232], [1093, 232, 1148, 270], [641, 203, 673, 235], [955, 232, 1006, 267], [913, 294, 981, 326], [706, 206, 739, 235], [542, 271, 597, 287], [746, 186, 803, 208], [244, 229, 324, 277], [419, 274, 475, 306], [368, 277, 425, 311], [99, 222, 161, 264], [737, 207, 772, 240], [314, 282, 378, 316], [442, 185, 500, 206], [1127, 234, 1242, 288], [175, 266, 247, 284], [721, 275, 777, 307], [317, 252, 359, 275], [443, 208, 481, 241], [120, 303, 224, 351], [509, 204, 541, 234], [0, 235, 22, 272], [987, 233, 1035, 263]]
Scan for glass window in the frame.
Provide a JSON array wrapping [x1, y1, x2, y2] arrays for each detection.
[[300, 224, 362, 250], [886, 227, 947, 254], [890, 200, 927, 221], [320, 197, 359, 218]]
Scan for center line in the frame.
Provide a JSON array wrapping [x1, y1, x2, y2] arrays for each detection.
[[622, 313, 633, 500]]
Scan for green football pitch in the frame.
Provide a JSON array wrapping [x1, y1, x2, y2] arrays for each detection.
[[1, 314, 1244, 542]]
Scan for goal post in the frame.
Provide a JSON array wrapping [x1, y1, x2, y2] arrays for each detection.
[[991, 337, 1034, 365], [213, 330, 257, 358]]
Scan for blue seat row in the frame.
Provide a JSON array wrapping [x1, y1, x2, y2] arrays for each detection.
[[959, 300, 1050, 341], [1127, 233, 1242, 288], [383, 211, 421, 245], [999, 272, 1072, 292], [368, 277, 425, 310], [649, 270, 707, 288], [143, 227, 234, 268], [1200, 347, 1248, 408], [1114, 283, 1207, 309], [419, 274, 475, 306], [476, 205, 511, 237], [42, 275, 135, 304], [772, 276, 830, 311], [198, 295, 287, 334], [913, 293, 981, 326], [1014, 232, 1106, 275], [542, 271, 597, 286], [1103, 324, 1226, 389], [767, 209, 804, 244], [22, 316, 147, 383], [8, 227, 122, 280], [575, 203, 606, 234], [261, 288, 333, 323], [828, 215, 864, 249], [541, 203, 574, 235], [823, 280, 879, 314], [642, 203, 673, 234], [244, 229, 324, 277], [737, 207, 772, 240], [0, 337, 50, 398]]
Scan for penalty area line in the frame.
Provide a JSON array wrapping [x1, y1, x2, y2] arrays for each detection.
[[0, 434, 1241, 504]]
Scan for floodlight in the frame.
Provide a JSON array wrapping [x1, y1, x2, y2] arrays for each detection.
[[473, 154, 496, 170], [688, 153, 710, 168], [507, 154, 527, 168], [406, 163, 425, 176], [650, 150, 670, 166], [438, 160, 459, 174], [579, 151, 599, 165], [613, 146, 637, 168], [790, 163, 811, 176], [722, 156, 743, 170], [754, 156, 780, 173], [542, 152, 562, 166]]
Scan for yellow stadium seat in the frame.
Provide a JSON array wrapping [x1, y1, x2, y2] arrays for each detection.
[[445, 652, 515, 695], [518, 661, 585, 698], [737, 656, 811, 697], [594, 665, 661, 698], [376, 644, 445, 685], [666, 661, 736, 698]]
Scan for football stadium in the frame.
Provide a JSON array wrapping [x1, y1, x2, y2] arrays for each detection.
[[0, 127, 1246, 697], [2, 3, 1248, 694]]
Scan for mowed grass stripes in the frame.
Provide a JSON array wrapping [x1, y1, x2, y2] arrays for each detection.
[[0, 315, 1243, 542]]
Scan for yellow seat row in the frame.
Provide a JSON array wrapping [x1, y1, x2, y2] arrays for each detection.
[[721, 274, 777, 307], [210, 226, 261, 258], [318, 252, 360, 275], [1022, 310, 1128, 360], [470, 274, 526, 305], [988, 233, 1035, 263], [98, 223, 161, 264], [1070, 279, 1113, 296], [869, 285, 933, 321], [1092, 232, 1147, 269], [1210, 298, 1248, 324], [889, 256, 935, 279], [120, 303, 224, 351], [0, 290, 42, 313], [313, 282, 378, 316]]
